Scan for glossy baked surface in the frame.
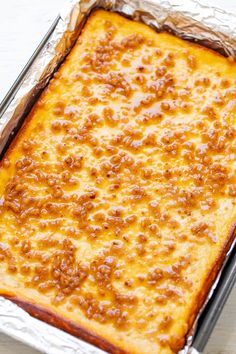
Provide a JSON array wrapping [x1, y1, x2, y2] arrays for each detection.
[[0, 9, 236, 354]]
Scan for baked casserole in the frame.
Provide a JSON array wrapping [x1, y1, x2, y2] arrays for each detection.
[[0, 9, 236, 354]]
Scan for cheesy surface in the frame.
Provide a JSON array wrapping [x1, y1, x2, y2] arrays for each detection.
[[0, 9, 236, 354]]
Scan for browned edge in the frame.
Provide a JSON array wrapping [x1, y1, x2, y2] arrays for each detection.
[[183, 222, 236, 346], [3, 294, 128, 354]]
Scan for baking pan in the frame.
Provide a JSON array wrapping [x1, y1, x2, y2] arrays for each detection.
[[0, 15, 60, 117], [0, 15, 60, 159], [0, 0, 236, 353], [192, 243, 236, 352]]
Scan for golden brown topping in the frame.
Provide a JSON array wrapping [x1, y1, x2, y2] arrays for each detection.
[[156, 66, 167, 77], [228, 185, 236, 197], [53, 101, 65, 115], [161, 102, 171, 111], [159, 315, 173, 330], [220, 78, 230, 88], [201, 105, 216, 119], [187, 55, 197, 69], [121, 33, 145, 48], [162, 53, 175, 67], [64, 155, 83, 170], [195, 77, 210, 87], [103, 107, 117, 125]]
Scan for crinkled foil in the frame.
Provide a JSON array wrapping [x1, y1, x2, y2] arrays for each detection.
[[0, 0, 236, 353]]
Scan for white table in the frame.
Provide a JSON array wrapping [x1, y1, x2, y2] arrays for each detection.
[[0, 0, 236, 353]]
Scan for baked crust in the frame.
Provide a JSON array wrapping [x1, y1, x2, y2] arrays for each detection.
[[4, 223, 236, 354], [0, 9, 236, 354]]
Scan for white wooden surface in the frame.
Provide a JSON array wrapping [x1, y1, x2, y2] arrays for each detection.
[[0, 0, 236, 353]]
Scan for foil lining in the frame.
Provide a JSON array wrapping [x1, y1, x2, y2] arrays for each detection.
[[0, 297, 105, 354], [0, 0, 236, 353]]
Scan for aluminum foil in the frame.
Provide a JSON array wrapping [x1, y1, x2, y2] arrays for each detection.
[[0, 0, 236, 353]]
